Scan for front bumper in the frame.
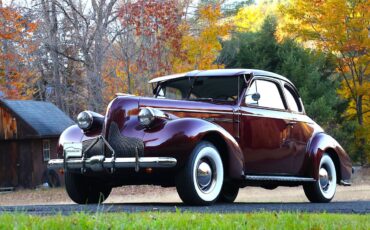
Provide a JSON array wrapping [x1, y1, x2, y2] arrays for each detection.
[[48, 134, 176, 173], [48, 156, 177, 172]]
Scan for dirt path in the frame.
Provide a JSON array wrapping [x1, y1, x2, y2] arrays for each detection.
[[1, 168, 369, 206], [1, 184, 369, 206]]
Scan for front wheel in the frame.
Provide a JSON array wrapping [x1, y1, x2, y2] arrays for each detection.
[[176, 141, 224, 205], [65, 172, 112, 204], [303, 154, 337, 203], [217, 181, 239, 203]]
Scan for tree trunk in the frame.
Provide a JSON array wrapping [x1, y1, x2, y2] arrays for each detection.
[[41, 0, 63, 110], [50, 0, 63, 110], [356, 94, 367, 165], [2, 39, 11, 93]]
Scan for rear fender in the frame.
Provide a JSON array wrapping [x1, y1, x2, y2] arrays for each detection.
[[307, 132, 352, 181], [143, 118, 244, 179]]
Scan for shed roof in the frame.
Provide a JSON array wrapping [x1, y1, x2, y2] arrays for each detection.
[[0, 99, 75, 137]]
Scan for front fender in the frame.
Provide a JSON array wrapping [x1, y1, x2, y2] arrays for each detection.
[[143, 118, 244, 179], [58, 125, 100, 158], [307, 132, 352, 181]]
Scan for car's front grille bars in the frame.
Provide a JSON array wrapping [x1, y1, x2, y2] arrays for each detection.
[[78, 136, 116, 174]]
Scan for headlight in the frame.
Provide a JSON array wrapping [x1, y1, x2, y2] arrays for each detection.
[[138, 108, 155, 126], [138, 107, 166, 127], [77, 111, 93, 130]]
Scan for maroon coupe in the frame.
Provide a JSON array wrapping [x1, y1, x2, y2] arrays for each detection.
[[48, 69, 352, 205]]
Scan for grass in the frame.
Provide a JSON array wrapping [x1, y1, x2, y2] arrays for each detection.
[[0, 212, 369, 230]]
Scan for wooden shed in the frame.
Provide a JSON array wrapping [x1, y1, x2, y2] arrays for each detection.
[[0, 99, 74, 189]]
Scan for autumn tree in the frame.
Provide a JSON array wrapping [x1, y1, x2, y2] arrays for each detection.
[[0, 2, 37, 99], [232, 0, 280, 32], [282, 0, 370, 164], [37, 0, 122, 113], [172, 3, 230, 72], [119, 0, 185, 95]]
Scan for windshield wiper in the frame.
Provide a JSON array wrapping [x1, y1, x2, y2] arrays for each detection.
[[189, 98, 230, 102], [188, 98, 214, 101]]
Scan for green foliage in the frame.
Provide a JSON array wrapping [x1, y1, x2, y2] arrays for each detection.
[[222, 0, 255, 17], [219, 16, 359, 159], [220, 16, 340, 126], [0, 212, 369, 229]]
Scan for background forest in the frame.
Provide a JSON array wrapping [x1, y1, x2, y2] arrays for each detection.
[[0, 0, 368, 165]]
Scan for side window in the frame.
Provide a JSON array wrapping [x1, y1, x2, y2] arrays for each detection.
[[159, 87, 183, 100], [245, 79, 285, 110], [245, 81, 257, 104], [284, 85, 302, 112], [43, 139, 50, 162], [157, 88, 165, 98]]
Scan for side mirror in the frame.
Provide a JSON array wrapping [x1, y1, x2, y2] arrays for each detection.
[[252, 92, 261, 102]]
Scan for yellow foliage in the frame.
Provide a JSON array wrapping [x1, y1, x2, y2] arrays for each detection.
[[282, 0, 370, 163], [172, 4, 230, 72], [233, 1, 279, 32], [231, 0, 294, 41]]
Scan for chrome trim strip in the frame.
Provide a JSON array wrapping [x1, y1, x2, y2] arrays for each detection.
[[48, 157, 177, 171], [239, 112, 314, 124], [145, 107, 313, 124], [149, 107, 235, 115], [245, 175, 315, 182], [203, 117, 234, 123]]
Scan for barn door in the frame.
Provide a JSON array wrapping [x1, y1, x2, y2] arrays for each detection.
[[17, 141, 33, 188]]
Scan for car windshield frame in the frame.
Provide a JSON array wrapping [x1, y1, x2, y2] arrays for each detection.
[[154, 75, 247, 104]]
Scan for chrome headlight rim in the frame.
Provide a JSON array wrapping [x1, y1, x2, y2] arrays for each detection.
[[138, 107, 167, 127], [77, 111, 94, 130], [138, 107, 155, 127]]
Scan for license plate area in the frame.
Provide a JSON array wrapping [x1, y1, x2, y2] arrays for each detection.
[[64, 142, 82, 158]]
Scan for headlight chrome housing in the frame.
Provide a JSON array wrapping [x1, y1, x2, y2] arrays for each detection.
[[138, 107, 166, 127], [77, 111, 93, 130]]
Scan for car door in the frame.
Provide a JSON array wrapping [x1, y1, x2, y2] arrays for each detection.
[[239, 77, 297, 175], [282, 82, 315, 176]]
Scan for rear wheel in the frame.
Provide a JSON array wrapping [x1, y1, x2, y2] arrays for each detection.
[[65, 171, 111, 204], [217, 182, 239, 203], [303, 154, 337, 203], [176, 141, 224, 205]]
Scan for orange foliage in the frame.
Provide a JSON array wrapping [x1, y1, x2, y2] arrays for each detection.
[[0, 5, 37, 99]]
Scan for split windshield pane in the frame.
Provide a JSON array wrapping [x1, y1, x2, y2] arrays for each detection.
[[157, 76, 244, 103]]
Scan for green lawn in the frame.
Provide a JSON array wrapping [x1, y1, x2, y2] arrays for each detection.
[[0, 212, 369, 229]]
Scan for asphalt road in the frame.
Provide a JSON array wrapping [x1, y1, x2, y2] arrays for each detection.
[[0, 201, 369, 215]]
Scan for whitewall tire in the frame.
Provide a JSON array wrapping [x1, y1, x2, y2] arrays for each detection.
[[176, 141, 224, 205], [303, 154, 337, 203]]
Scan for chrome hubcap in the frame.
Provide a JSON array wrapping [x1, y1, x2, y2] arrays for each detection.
[[319, 167, 330, 191], [197, 161, 213, 192]]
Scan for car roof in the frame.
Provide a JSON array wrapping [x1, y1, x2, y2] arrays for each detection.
[[148, 69, 293, 85]]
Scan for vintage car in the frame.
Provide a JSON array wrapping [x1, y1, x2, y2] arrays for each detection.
[[48, 69, 352, 205]]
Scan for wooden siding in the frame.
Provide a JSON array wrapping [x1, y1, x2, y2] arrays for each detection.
[[0, 107, 17, 140], [0, 138, 60, 188], [0, 141, 18, 187]]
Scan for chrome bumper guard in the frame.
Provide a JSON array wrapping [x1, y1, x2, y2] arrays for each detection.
[[47, 135, 176, 173], [48, 156, 177, 172]]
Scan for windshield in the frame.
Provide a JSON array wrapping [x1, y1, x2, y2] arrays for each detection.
[[156, 76, 245, 103]]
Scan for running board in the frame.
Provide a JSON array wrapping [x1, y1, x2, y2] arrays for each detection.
[[340, 180, 351, 186], [245, 175, 315, 182]]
